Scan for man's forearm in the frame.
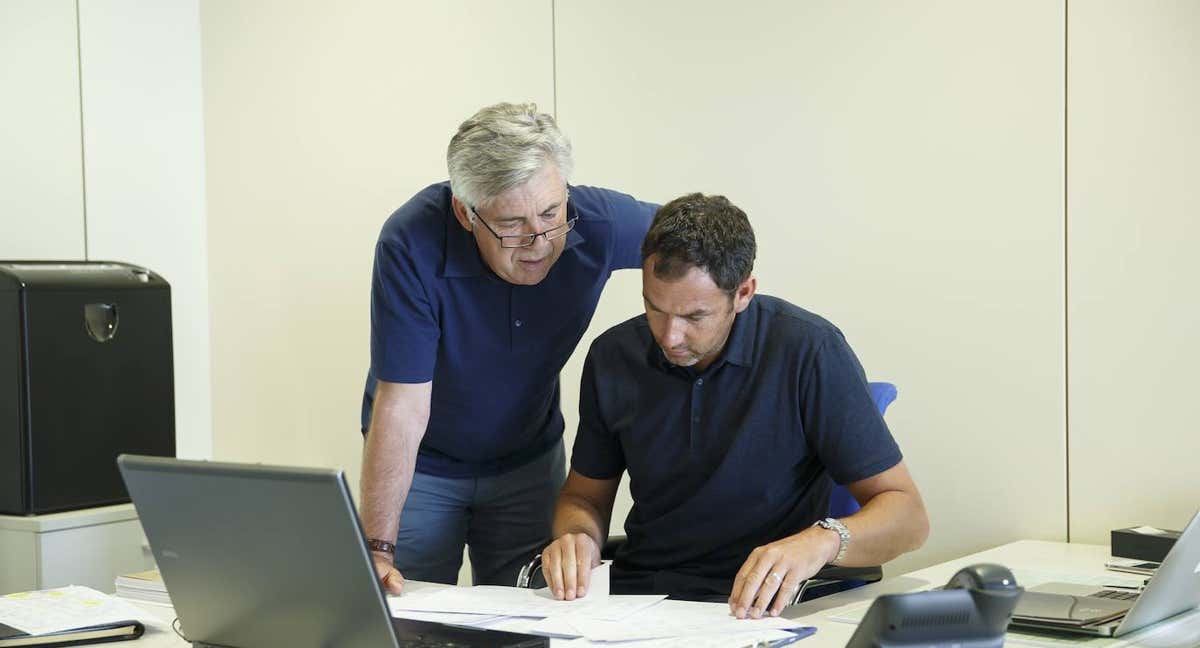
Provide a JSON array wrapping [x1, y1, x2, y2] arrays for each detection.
[[819, 490, 929, 567], [359, 384, 431, 543]]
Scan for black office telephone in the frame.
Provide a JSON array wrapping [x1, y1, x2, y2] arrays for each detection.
[[845, 564, 1023, 648]]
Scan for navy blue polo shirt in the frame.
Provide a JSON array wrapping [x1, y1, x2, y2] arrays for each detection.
[[363, 182, 655, 478], [572, 295, 902, 585]]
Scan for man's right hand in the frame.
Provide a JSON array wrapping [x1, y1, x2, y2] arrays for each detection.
[[371, 551, 406, 595], [541, 532, 600, 601]]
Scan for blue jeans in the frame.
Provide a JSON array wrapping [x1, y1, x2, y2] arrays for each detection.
[[392, 440, 566, 586]]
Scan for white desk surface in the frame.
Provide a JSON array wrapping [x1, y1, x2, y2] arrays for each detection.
[[123, 540, 1200, 647]]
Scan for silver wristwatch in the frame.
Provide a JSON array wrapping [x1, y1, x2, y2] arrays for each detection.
[[814, 517, 851, 565]]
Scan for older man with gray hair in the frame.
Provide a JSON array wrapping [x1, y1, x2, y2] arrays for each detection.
[[359, 103, 655, 593]]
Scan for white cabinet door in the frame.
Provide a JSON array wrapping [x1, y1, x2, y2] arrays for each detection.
[[38, 519, 155, 593], [0, 529, 39, 594]]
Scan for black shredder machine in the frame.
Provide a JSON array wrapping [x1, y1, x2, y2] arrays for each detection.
[[0, 261, 176, 515]]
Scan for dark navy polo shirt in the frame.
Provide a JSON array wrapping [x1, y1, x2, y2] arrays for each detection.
[[363, 182, 655, 478], [571, 295, 902, 585]]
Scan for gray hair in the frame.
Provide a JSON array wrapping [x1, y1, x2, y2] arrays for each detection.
[[447, 102, 574, 208]]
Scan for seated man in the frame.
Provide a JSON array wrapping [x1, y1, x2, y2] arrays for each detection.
[[539, 193, 930, 619]]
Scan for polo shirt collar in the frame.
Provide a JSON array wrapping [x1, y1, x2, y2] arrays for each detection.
[[720, 296, 758, 368], [442, 218, 486, 277], [646, 295, 759, 372], [440, 200, 586, 279]]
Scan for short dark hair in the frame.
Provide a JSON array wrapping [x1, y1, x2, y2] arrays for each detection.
[[640, 193, 757, 293]]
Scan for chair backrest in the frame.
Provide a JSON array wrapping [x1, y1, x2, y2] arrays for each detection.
[[827, 381, 898, 518]]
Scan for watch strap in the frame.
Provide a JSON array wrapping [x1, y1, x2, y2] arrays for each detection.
[[367, 538, 397, 555], [815, 517, 851, 565]]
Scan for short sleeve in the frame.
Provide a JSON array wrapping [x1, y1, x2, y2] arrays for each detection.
[[570, 349, 627, 479], [800, 332, 902, 485], [370, 239, 439, 383], [603, 190, 656, 271]]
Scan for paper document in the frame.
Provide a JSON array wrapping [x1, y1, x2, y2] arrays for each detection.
[[389, 562, 664, 621], [1129, 526, 1167, 536], [390, 585, 663, 620], [558, 628, 804, 647], [0, 586, 154, 636], [385, 589, 503, 626], [556, 599, 811, 642]]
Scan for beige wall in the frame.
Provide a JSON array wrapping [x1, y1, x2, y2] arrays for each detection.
[[201, 0, 554, 482], [1067, 1, 1200, 543], [555, 0, 1067, 574], [0, 0, 85, 260], [188, 0, 1198, 581]]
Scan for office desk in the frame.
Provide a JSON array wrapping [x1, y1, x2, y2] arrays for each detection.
[[123, 540, 1200, 647], [787, 540, 1200, 647]]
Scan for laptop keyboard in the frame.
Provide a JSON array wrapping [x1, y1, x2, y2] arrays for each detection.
[[1091, 589, 1140, 601]]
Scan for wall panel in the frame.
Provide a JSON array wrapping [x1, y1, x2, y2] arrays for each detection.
[[0, 0, 84, 260], [1067, 1, 1200, 543]]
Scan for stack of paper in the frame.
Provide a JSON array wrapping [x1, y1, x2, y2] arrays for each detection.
[[114, 569, 172, 606], [388, 563, 815, 645]]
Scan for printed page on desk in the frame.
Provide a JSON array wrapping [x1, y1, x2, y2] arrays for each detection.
[[545, 629, 803, 647], [479, 612, 812, 645], [389, 561, 664, 622], [0, 586, 152, 636], [538, 599, 811, 642]]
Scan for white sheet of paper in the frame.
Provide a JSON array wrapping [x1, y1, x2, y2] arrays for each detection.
[[525, 615, 582, 637], [390, 586, 664, 620], [561, 599, 809, 642], [529, 559, 609, 600], [1129, 526, 1167, 535], [0, 586, 155, 636], [558, 628, 800, 647], [387, 607, 508, 627], [389, 561, 666, 621]]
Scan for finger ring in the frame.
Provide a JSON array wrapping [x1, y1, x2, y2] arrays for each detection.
[[768, 571, 782, 583]]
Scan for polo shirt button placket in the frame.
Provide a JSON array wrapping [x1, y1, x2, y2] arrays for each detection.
[[690, 378, 703, 442]]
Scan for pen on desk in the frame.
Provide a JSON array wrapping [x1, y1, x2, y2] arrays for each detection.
[[1103, 583, 1143, 591], [743, 626, 817, 648]]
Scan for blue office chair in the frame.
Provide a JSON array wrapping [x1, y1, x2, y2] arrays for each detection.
[[519, 381, 900, 604]]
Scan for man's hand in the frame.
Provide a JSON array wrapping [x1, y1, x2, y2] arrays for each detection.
[[728, 528, 838, 619], [541, 532, 601, 600], [371, 551, 406, 595]]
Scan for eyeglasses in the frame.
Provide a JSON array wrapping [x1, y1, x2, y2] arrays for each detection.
[[468, 189, 576, 248]]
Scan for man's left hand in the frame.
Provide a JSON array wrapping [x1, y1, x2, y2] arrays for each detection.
[[728, 528, 838, 619]]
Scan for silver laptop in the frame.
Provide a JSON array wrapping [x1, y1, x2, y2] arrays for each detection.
[[118, 455, 546, 648], [1011, 508, 1200, 637]]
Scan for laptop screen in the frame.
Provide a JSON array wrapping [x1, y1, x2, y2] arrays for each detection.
[[118, 455, 399, 648], [1116, 508, 1200, 636]]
